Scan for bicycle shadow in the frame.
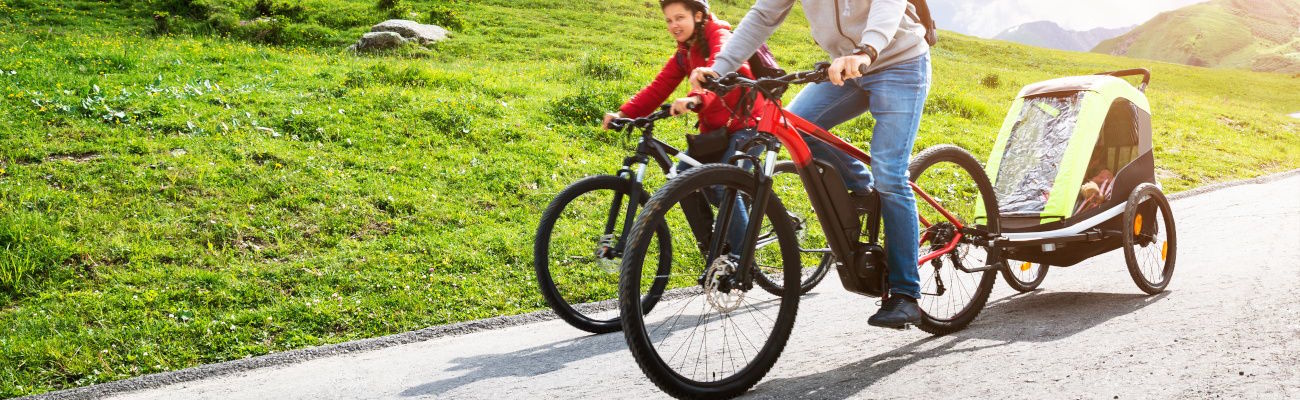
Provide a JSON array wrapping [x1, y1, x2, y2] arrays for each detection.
[[746, 290, 1170, 399], [399, 293, 806, 397]]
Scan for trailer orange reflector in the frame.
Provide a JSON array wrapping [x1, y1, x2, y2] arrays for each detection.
[[1162, 241, 1168, 261], [1020, 262, 1032, 272], [1133, 214, 1143, 236]]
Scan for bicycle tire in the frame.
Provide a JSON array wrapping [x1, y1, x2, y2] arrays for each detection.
[[620, 164, 800, 399], [534, 175, 672, 334], [908, 145, 1000, 336]]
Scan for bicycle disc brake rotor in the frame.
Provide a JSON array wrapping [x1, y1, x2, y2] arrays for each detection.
[[703, 257, 745, 313]]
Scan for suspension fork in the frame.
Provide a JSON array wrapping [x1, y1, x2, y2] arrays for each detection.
[[733, 149, 780, 286], [609, 155, 649, 256], [702, 138, 781, 288]]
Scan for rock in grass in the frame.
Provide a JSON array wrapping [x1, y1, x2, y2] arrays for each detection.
[[371, 19, 448, 45], [348, 31, 407, 52]]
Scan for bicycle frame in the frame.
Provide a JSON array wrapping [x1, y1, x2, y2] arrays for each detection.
[[604, 108, 716, 261], [714, 88, 988, 296]]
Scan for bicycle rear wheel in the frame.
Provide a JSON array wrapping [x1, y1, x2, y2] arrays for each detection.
[[534, 175, 672, 334], [908, 145, 1000, 336], [752, 160, 832, 295], [620, 164, 800, 399]]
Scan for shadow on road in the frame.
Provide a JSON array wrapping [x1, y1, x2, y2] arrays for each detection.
[[400, 292, 807, 397], [399, 331, 625, 397], [746, 290, 1170, 399]]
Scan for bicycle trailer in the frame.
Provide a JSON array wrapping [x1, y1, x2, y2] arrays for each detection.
[[977, 69, 1175, 274]]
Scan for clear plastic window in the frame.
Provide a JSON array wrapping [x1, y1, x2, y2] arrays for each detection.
[[995, 93, 1085, 215]]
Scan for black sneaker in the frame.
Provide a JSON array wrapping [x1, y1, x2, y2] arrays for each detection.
[[868, 295, 922, 329]]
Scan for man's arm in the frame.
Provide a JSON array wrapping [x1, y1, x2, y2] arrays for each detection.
[[710, 0, 796, 74], [858, 0, 910, 55]]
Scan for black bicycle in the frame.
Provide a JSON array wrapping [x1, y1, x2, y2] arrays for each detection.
[[533, 104, 832, 334]]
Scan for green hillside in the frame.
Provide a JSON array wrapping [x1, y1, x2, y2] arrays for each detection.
[[1094, 0, 1300, 73], [0, 0, 1297, 397]]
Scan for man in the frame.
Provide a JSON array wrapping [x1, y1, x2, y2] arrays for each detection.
[[691, 0, 931, 328]]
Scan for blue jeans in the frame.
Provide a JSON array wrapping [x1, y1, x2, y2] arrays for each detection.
[[676, 129, 760, 256], [786, 54, 931, 300]]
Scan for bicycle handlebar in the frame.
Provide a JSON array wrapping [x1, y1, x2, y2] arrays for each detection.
[[608, 103, 690, 131], [700, 62, 868, 95]]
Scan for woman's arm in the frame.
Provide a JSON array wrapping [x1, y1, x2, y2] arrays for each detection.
[[619, 55, 687, 119]]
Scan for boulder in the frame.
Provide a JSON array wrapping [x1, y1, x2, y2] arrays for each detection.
[[371, 19, 448, 45], [348, 31, 406, 52]]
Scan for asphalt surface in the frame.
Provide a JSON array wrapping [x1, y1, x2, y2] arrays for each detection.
[[30, 170, 1300, 400]]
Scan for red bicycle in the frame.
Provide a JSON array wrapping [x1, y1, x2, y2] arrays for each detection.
[[616, 63, 1003, 398]]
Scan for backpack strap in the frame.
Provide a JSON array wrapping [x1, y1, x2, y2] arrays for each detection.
[[907, 0, 938, 46], [673, 49, 689, 73]]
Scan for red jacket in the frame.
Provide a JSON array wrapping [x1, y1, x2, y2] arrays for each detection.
[[619, 19, 773, 134]]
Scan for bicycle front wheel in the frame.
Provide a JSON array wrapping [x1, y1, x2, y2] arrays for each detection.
[[534, 175, 672, 334], [619, 164, 801, 399]]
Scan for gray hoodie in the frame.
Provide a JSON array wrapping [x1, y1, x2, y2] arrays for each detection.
[[712, 0, 930, 75]]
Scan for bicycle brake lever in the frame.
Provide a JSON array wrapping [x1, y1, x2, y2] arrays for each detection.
[[608, 118, 634, 131]]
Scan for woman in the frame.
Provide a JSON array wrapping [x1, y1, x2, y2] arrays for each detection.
[[603, 0, 770, 255], [603, 0, 765, 139]]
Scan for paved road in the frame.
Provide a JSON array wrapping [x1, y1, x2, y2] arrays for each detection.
[[81, 173, 1300, 399]]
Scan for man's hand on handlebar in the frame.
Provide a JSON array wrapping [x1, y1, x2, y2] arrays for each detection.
[[670, 96, 701, 116], [601, 111, 625, 130], [828, 54, 872, 86], [689, 67, 719, 92]]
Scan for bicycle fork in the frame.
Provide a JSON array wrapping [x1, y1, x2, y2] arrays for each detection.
[[606, 156, 649, 260], [706, 145, 781, 292]]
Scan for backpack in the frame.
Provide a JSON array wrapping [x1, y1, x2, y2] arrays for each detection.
[[907, 0, 938, 46], [746, 44, 786, 78], [675, 41, 785, 78]]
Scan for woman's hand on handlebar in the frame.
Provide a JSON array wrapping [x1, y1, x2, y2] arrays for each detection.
[[602, 111, 625, 130], [689, 67, 719, 92], [827, 54, 872, 86], [669, 96, 701, 116]]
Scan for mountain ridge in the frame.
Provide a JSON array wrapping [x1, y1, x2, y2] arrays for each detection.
[[994, 20, 1133, 52], [1093, 0, 1300, 73]]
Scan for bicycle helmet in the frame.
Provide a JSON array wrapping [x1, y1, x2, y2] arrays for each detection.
[[659, 0, 709, 15]]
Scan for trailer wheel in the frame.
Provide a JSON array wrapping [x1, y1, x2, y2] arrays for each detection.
[[1122, 183, 1177, 294]]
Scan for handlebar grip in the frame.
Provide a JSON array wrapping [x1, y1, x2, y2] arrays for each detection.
[[859, 64, 869, 75], [686, 102, 700, 111], [608, 118, 633, 130]]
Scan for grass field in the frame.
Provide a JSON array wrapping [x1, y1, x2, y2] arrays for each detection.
[[0, 0, 1297, 396]]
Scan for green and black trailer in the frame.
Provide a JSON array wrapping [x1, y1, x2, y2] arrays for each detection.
[[979, 69, 1178, 294]]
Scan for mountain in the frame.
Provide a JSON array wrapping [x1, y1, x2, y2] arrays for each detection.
[[1093, 0, 1300, 73], [994, 21, 1134, 52]]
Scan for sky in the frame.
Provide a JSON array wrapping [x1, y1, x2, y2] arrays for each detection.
[[928, 0, 1211, 37]]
